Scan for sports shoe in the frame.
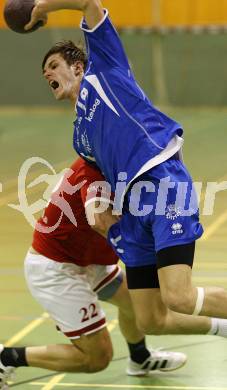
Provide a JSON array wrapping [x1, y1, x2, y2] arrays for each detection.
[[0, 345, 15, 389], [126, 348, 187, 376]]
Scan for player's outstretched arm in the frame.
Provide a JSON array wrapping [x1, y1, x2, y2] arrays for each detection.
[[25, 0, 104, 31]]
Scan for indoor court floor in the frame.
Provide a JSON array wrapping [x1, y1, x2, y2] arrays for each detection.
[[0, 107, 227, 389]]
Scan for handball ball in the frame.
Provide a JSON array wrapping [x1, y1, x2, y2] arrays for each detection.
[[4, 0, 43, 33]]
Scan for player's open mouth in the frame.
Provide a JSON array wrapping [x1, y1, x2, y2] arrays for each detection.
[[49, 80, 59, 90]]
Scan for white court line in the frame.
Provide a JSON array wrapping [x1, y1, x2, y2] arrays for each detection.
[[5, 312, 49, 347], [41, 374, 66, 390], [201, 209, 227, 241], [107, 319, 118, 332], [200, 171, 227, 241], [29, 382, 227, 389]]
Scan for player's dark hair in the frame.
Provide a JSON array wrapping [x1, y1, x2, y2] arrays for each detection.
[[42, 40, 88, 70]]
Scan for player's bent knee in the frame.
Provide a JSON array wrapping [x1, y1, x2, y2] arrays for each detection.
[[86, 348, 112, 373], [71, 328, 113, 373], [70, 351, 112, 373], [86, 334, 113, 373], [88, 357, 111, 373]]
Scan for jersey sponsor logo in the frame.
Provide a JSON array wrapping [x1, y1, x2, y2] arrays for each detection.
[[171, 223, 184, 235], [165, 204, 182, 220], [85, 98, 100, 122]]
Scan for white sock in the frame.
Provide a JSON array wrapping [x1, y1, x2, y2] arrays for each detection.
[[208, 318, 227, 337]]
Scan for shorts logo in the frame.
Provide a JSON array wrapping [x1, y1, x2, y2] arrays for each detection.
[[171, 223, 183, 235], [165, 204, 182, 220], [80, 88, 88, 101]]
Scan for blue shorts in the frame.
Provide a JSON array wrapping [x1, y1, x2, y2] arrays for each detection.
[[108, 156, 203, 267]]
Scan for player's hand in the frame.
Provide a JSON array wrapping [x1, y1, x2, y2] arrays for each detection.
[[25, 0, 48, 31]]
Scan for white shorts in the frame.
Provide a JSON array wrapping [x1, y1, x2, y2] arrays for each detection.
[[24, 252, 121, 339]]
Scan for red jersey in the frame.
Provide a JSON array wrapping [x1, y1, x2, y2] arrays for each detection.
[[32, 158, 118, 266]]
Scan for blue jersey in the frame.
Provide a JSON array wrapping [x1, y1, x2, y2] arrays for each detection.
[[73, 10, 183, 192]]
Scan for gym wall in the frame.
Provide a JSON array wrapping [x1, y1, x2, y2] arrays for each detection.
[[1, 1, 227, 106]]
